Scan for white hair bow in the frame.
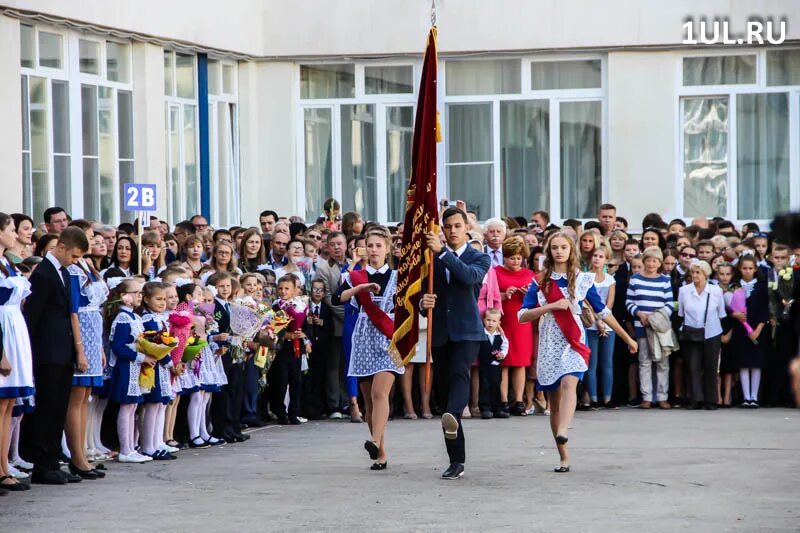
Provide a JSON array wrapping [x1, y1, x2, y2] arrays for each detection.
[[174, 278, 193, 288], [106, 277, 129, 290]]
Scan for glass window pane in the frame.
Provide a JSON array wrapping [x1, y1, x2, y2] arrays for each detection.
[[38, 31, 62, 69], [448, 164, 492, 220], [737, 93, 789, 220], [448, 103, 492, 163], [560, 101, 601, 218], [79, 39, 100, 74], [81, 85, 98, 157], [222, 64, 234, 94], [32, 168, 49, 224], [446, 59, 520, 96], [52, 80, 69, 154], [303, 108, 333, 219], [83, 158, 99, 221], [21, 77, 29, 151], [341, 104, 376, 221], [164, 51, 174, 96], [183, 105, 198, 216], [118, 91, 134, 159], [300, 64, 355, 99], [54, 155, 70, 212], [682, 98, 728, 218], [683, 55, 756, 86], [107, 42, 130, 83], [22, 153, 32, 217], [176, 54, 196, 99], [216, 103, 237, 225], [365, 66, 413, 94], [29, 77, 49, 204], [168, 105, 180, 220], [532, 60, 601, 90], [767, 50, 800, 86], [119, 160, 134, 223], [99, 87, 115, 224], [386, 106, 413, 222], [501, 100, 550, 218], [20, 24, 34, 68], [208, 59, 220, 95]]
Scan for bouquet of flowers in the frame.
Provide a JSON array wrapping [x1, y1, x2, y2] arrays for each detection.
[[727, 288, 755, 341], [136, 329, 178, 390], [168, 307, 194, 366], [182, 335, 209, 363], [275, 298, 307, 357], [229, 297, 273, 362], [770, 267, 795, 323]]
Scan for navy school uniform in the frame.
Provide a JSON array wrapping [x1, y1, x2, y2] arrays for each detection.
[[478, 330, 507, 414], [210, 298, 243, 439], [141, 310, 174, 405], [267, 299, 306, 422], [302, 299, 334, 419], [109, 307, 148, 404]]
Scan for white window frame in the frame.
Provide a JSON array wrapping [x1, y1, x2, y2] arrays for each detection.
[[208, 58, 241, 227], [440, 54, 608, 222], [675, 47, 800, 225], [296, 61, 418, 223], [164, 50, 200, 224]]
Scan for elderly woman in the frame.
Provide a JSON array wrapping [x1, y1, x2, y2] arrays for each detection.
[[678, 260, 726, 410], [479, 236, 536, 416]]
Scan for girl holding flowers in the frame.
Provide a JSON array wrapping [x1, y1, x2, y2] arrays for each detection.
[[163, 282, 185, 449], [108, 278, 155, 463], [730, 256, 769, 407]]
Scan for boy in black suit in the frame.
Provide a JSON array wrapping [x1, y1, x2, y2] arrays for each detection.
[[303, 279, 334, 419], [478, 308, 508, 419], [22, 227, 89, 485]]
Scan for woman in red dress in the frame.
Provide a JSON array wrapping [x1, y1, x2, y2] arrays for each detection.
[[482, 237, 536, 416]]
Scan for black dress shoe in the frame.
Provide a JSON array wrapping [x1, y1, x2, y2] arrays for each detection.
[[370, 462, 387, 471], [289, 418, 302, 425], [441, 463, 465, 480], [68, 463, 99, 480], [93, 463, 107, 471], [555, 435, 569, 445], [189, 437, 211, 449], [232, 432, 250, 442], [0, 475, 30, 491], [493, 410, 510, 419], [64, 472, 82, 483], [31, 470, 67, 485], [705, 403, 718, 411], [91, 468, 106, 478], [364, 440, 379, 460], [554, 465, 571, 473], [686, 402, 702, 410], [242, 418, 267, 428]]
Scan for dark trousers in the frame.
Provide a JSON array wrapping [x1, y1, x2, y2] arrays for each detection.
[[478, 362, 502, 413], [242, 357, 260, 422], [211, 355, 245, 437], [684, 335, 721, 404], [303, 346, 330, 419], [21, 363, 73, 473], [763, 323, 795, 406], [268, 350, 301, 420], [325, 341, 343, 412], [433, 340, 479, 465]]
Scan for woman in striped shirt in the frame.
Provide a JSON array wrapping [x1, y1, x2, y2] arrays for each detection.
[[626, 246, 674, 409]]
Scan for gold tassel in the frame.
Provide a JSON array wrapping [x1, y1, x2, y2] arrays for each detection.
[[435, 111, 443, 143]]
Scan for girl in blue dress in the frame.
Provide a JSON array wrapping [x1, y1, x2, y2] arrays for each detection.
[[0, 213, 33, 491], [140, 282, 177, 460], [107, 278, 154, 464], [65, 252, 109, 479], [519, 232, 636, 473]]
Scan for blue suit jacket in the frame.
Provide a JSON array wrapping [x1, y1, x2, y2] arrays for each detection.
[[428, 245, 491, 347]]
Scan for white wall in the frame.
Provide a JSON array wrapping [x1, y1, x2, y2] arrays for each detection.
[[607, 50, 680, 229], [0, 15, 22, 214]]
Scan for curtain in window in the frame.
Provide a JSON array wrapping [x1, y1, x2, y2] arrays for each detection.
[[683, 98, 728, 217], [386, 106, 413, 222], [445, 59, 521, 96], [341, 104, 376, 221], [560, 101, 601, 219], [736, 93, 789, 220], [500, 100, 549, 218], [303, 108, 333, 220], [447, 103, 492, 219]]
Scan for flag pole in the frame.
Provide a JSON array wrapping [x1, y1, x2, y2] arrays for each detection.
[[425, 234, 434, 394]]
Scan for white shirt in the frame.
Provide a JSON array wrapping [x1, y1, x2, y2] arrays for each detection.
[[46, 251, 66, 285], [678, 282, 726, 339], [440, 242, 469, 283], [484, 328, 509, 365], [366, 264, 390, 275]]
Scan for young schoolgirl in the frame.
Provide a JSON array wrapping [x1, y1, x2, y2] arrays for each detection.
[[162, 282, 186, 449], [140, 282, 178, 460], [108, 278, 155, 463], [730, 256, 769, 407], [240, 273, 267, 427], [715, 262, 738, 407], [194, 286, 226, 447]]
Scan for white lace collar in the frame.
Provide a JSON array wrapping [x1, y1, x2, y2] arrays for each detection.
[[740, 278, 757, 297], [366, 264, 390, 275], [550, 271, 568, 280]]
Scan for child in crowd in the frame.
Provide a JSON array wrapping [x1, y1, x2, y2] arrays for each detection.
[[304, 279, 334, 419], [240, 273, 267, 427], [731, 256, 769, 407], [715, 262, 738, 407], [108, 278, 154, 463], [478, 308, 508, 419], [162, 282, 185, 449], [765, 245, 795, 407]]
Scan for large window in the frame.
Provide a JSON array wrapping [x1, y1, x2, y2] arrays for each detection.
[[445, 57, 606, 220], [299, 63, 416, 222], [20, 25, 134, 224], [680, 51, 799, 221], [208, 58, 240, 227], [164, 51, 199, 223]]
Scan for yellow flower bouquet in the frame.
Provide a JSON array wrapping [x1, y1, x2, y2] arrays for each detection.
[[136, 330, 178, 390]]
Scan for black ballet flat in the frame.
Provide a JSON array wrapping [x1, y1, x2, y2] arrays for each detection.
[[91, 468, 106, 478], [68, 463, 100, 480], [554, 466, 570, 473], [189, 437, 211, 449], [555, 435, 569, 445], [93, 463, 107, 471], [370, 462, 387, 471], [0, 475, 31, 491], [364, 440, 379, 460]]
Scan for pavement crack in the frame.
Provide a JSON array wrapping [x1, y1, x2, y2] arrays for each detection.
[[640, 481, 667, 487]]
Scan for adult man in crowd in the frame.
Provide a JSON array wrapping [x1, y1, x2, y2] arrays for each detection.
[[598, 203, 617, 235], [269, 230, 290, 270], [260, 210, 278, 236], [313, 232, 349, 419], [43, 207, 69, 234], [531, 210, 556, 234], [22, 227, 89, 485], [483, 218, 507, 268], [98, 225, 117, 260], [421, 208, 491, 480], [190, 214, 209, 233]]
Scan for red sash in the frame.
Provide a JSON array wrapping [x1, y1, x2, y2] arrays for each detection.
[[349, 269, 394, 340], [542, 277, 592, 365]]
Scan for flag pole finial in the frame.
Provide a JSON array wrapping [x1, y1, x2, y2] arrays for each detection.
[[431, 0, 436, 26]]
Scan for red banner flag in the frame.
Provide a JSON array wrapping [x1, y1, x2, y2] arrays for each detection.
[[388, 27, 439, 366]]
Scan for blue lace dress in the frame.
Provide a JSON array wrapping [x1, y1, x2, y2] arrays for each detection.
[[68, 261, 109, 387]]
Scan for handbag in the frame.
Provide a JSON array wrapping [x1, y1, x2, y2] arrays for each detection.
[[580, 302, 596, 328], [680, 292, 709, 342]]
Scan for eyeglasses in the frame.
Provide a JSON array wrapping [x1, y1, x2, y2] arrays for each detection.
[[216, 251, 232, 256], [311, 288, 325, 293], [680, 252, 696, 258], [308, 234, 322, 241]]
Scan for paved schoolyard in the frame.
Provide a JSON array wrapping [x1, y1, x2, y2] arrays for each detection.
[[3, 408, 798, 532]]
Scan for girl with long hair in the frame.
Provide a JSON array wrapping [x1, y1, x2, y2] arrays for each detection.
[[238, 228, 267, 273], [519, 232, 637, 472]]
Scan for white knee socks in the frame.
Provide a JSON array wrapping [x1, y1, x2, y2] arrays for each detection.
[[199, 392, 212, 441], [9, 415, 21, 462], [117, 403, 138, 456], [93, 397, 110, 454], [188, 392, 204, 440], [155, 404, 167, 451], [141, 403, 159, 455], [739, 368, 762, 402]]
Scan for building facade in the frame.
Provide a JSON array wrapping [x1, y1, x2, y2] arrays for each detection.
[[0, 0, 799, 229]]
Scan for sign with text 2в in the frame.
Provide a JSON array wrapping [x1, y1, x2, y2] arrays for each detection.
[[123, 184, 157, 211]]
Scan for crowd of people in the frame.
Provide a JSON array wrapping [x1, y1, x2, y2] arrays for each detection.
[[0, 198, 798, 491]]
